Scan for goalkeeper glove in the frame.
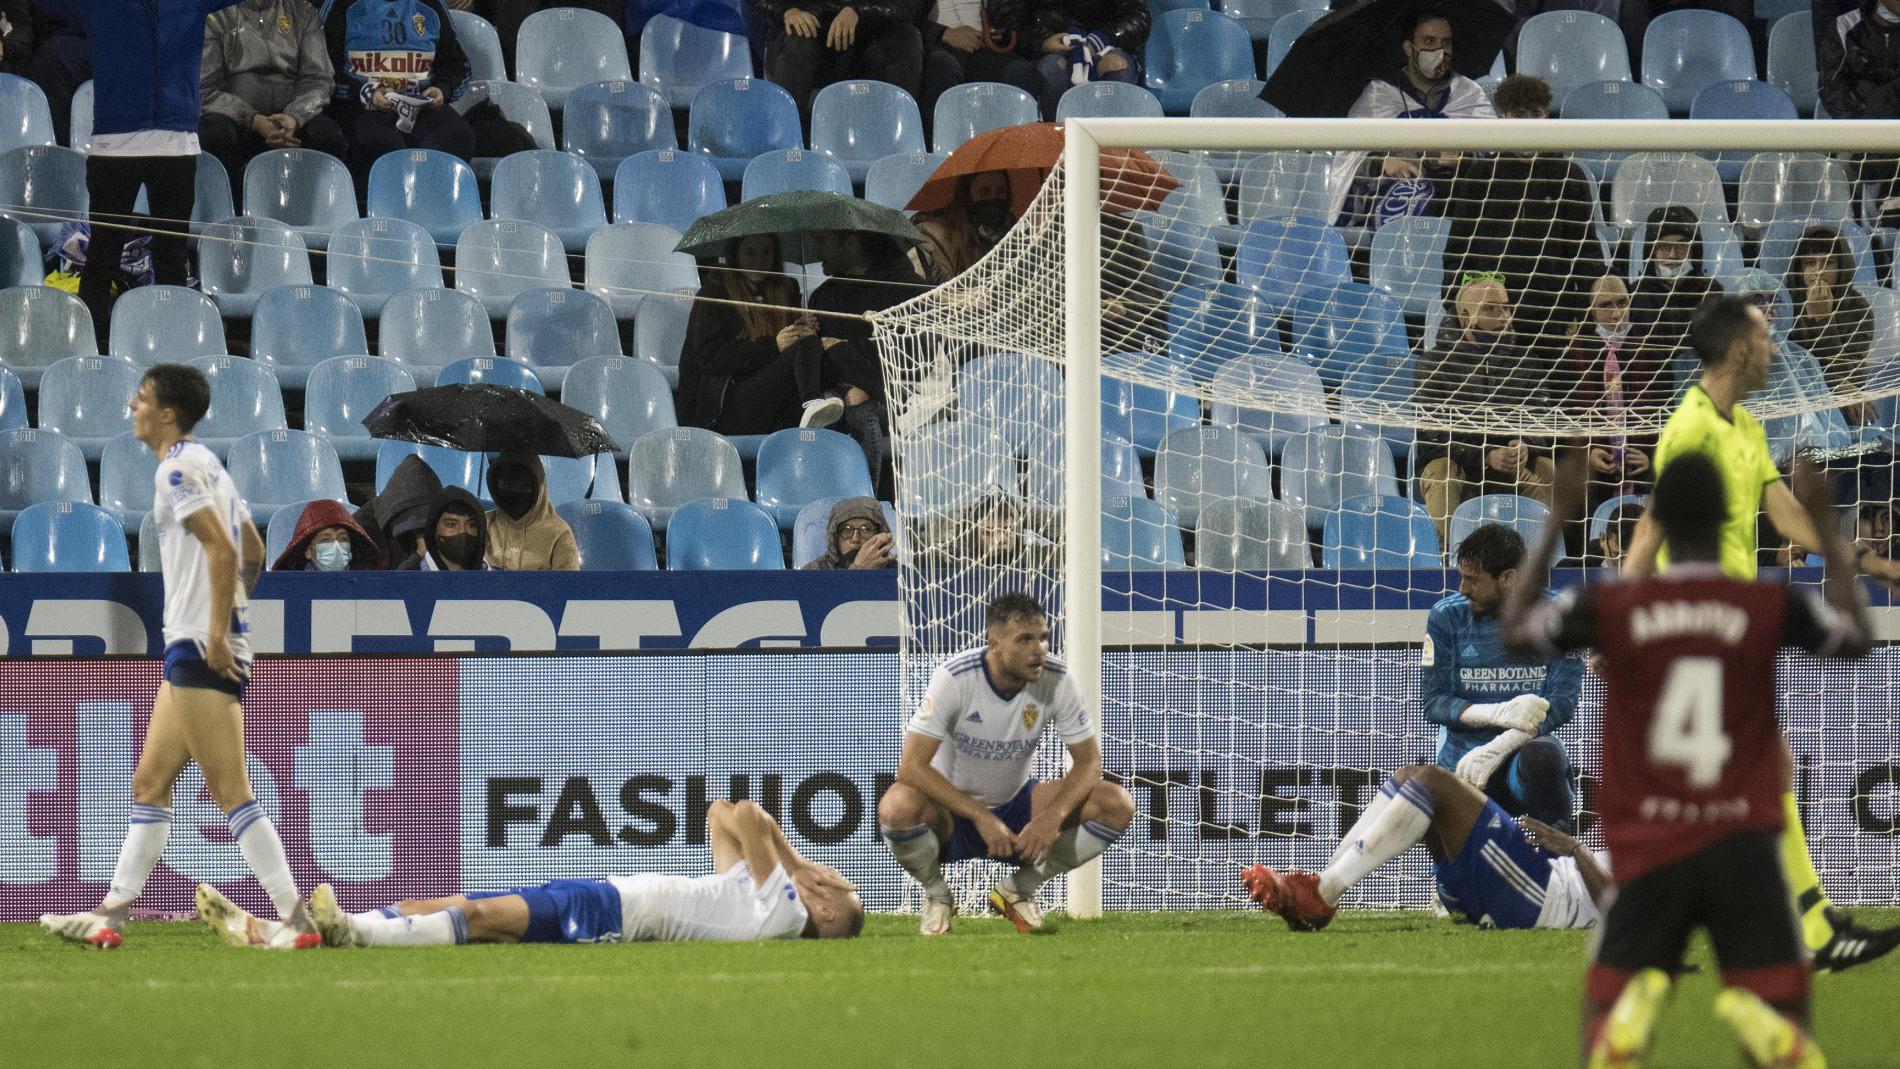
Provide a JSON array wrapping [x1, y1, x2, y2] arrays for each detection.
[[1455, 728, 1533, 790], [1459, 693, 1549, 734]]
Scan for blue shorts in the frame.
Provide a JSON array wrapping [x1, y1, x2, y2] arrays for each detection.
[[466, 878, 623, 943], [942, 781, 1037, 864], [1433, 798, 1555, 930], [163, 640, 247, 699]]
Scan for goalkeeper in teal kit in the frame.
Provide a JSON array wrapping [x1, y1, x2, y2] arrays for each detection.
[[1421, 525, 1584, 831]]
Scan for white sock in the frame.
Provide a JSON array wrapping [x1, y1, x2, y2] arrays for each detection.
[[227, 800, 300, 921], [1009, 821, 1124, 895], [350, 908, 466, 947], [882, 824, 950, 902], [100, 803, 173, 915], [1318, 776, 1434, 906], [1327, 782, 1397, 870]]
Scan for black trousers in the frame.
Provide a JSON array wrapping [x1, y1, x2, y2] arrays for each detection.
[[198, 112, 350, 205], [80, 153, 196, 348], [764, 22, 924, 124], [719, 344, 828, 435]]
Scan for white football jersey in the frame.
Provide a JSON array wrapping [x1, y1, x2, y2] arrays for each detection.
[[1536, 852, 1605, 930], [608, 861, 808, 943], [906, 646, 1095, 806], [152, 440, 253, 658]]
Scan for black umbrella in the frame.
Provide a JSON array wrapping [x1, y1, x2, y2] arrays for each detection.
[[1260, 0, 1515, 118], [362, 383, 617, 458]]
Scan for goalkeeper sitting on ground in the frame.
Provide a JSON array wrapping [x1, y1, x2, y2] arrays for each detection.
[[1421, 523, 1584, 830]]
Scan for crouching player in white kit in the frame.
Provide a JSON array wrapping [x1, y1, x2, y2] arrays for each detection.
[[877, 594, 1136, 936], [197, 800, 864, 946]]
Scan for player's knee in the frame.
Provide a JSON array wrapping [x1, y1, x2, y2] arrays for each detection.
[[1515, 738, 1566, 783], [1097, 51, 1128, 73], [1391, 763, 1434, 787], [129, 776, 172, 808], [877, 782, 927, 827], [1090, 780, 1136, 827], [1406, 764, 1456, 793]]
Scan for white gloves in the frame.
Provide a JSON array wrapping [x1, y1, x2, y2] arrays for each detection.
[[1455, 729, 1533, 789], [1459, 693, 1549, 734]]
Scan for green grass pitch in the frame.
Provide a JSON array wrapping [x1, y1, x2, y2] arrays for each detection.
[[5, 911, 1896, 1069]]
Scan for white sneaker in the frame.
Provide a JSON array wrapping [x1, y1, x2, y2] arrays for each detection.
[[800, 396, 845, 429], [40, 910, 123, 949], [989, 880, 1043, 933], [919, 896, 954, 937], [310, 883, 361, 948]]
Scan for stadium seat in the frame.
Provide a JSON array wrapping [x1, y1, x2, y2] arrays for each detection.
[[666, 497, 784, 569], [366, 149, 485, 249], [185, 356, 287, 448], [865, 151, 950, 212], [1149, 150, 1229, 229], [614, 149, 728, 232], [1196, 498, 1310, 571], [69, 78, 93, 152], [379, 288, 495, 371], [1056, 81, 1165, 120], [790, 496, 897, 566], [741, 148, 855, 201], [226, 429, 347, 517], [264, 497, 330, 565], [99, 433, 158, 526], [1623, 215, 1745, 286], [0, 364, 23, 432], [305, 355, 417, 463], [1758, 219, 1877, 289], [0, 428, 91, 532], [446, 9, 507, 82], [10, 501, 129, 573], [1166, 282, 1281, 381], [374, 440, 486, 496], [107, 285, 225, 366], [1589, 493, 1647, 547], [754, 427, 875, 528], [0, 145, 87, 245], [0, 286, 97, 388], [454, 80, 556, 179], [688, 78, 803, 182], [35, 355, 140, 460], [1736, 153, 1854, 231], [1516, 11, 1630, 101], [249, 285, 369, 389], [1609, 151, 1729, 230], [1139, 217, 1223, 294], [1641, 9, 1756, 113], [1222, 0, 1324, 41], [895, 419, 1016, 518], [1189, 78, 1276, 117], [182, 153, 238, 237], [561, 355, 677, 458], [585, 222, 698, 320], [1278, 426, 1400, 530], [810, 80, 926, 184], [1233, 150, 1333, 226], [563, 79, 675, 181], [490, 452, 595, 507], [933, 82, 1038, 153], [1559, 80, 1669, 183], [505, 287, 622, 390], [0, 73, 53, 154], [1337, 344, 1417, 459], [1323, 494, 1441, 569], [1208, 352, 1330, 456], [326, 217, 443, 317], [1449, 494, 1551, 560], [1152, 425, 1274, 530], [1264, 9, 1324, 77], [628, 427, 747, 530], [556, 499, 658, 569], [1101, 363, 1200, 456], [1728, 267, 1796, 332], [957, 351, 1066, 451], [490, 149, 608, 254], [1690, 81, 1799, 182], [434, 355, 544, 394], [1021, 433, 1148, 508], [515, 7, 631, 111], [197, 216, 313, 318], [1289, 284, 1407, 392], [633, 289, 695, 387], [1766, 13, 1818, 116], [1368, 214, 1449, 318], [1145, 9, 1255, 113], [1102, 496, 1185, 569], [455, 220, 571, 317], [242, 148, 357, 250], [138, 511, 161, 571], [639, 14, 752, 109], [1235, 218, 1352, 312], [0, 217, 38, 287]]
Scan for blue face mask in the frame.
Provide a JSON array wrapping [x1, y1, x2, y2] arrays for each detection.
[[312, 541, 351, 572]]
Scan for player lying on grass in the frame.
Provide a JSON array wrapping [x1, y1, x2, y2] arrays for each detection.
[[197, 800, 863, 947], [1242, 763, 1608, 933]]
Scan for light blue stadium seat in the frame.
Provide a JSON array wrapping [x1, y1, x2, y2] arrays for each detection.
[[561, 355, 677, 458], [1190, 78, 1275, 117], [1102, 496, 1185, 570], [894, 419, 1015, 517], [1022, 432, 1149, 507], [490, 149, 608, 254], [614, 149, 728, 231], [181, 153, 237, 237], [0, 216, 39, 287], [742, 148, 854, 200], [326, 217, 443, 317], [1264, 9, 1324, 77], [957, 351, 1066, 450], [790, 496, 897, 566], [454, 80, 556, 179], [754, 427, 875, 528], [1449, 494, 1551, 560], [639, 14, 752, 109], [374, 440, 485, 496], [186, 356, 287, 448], [1278, 426, 1400, 530], [1196, 497, 1310, 570], [1518, 11, 1630, 101], [434, 355, 544, 394], [1234, 150, 1332, 225], [1145, 9, 1254, 113], [198, 216, 313, 318], [454, 219, 571, 317], [1641, 9, 1756, 113], [1767, 14, 1817, 115], [1289, 283, 1407, 391], [1140, 216, 1222, 294], [1056, 81, 1165, 120], [1560, 80, 1669, 183], [810, 80, 926, 184], [99, 433, 158, 525], [1166, 282, 1281, 381], [633, 289, 695, 387], [556, 499, 658, 569], [1338, 342, 1416, 458], [1208, 351, 1330, 456], [70, 78, 93, 152], [138, 511, 160, 571], [0, 365, 23, 431], [865, 151, 949, 212], [0, 428, 90, 532], [250, 285, 368, 389], [226, 429, 346, 517], [1368, 214, 1449, 317], [628, 427, 747, 530], [666, 497, 783, 569], [1589, 493, 1647, 546], [1610, 151, 1729, 230], [1235, 217, 1351, 312], [1149, 150, 1228, 229], [515, 7, 631, 111], [1758, 218, 1877, 289], [1736, 153, 1853, 231], [933, 82, 1038, 153], [0, 145, 87, 245], [380, 288, 495, 370], [0, 286, 97, 388], [1323, 494, 1441, 569], [1690, 81, 1799, 181], [0, 73, 53, 154], [242, 148, 357, 250], [10, 501, 129, 573], [505, 287, 622, 390], [585, 222, 699, 320], [367, 149, 484, 249], [446, 9, 507, 81], [305, 355, 417, 463], [1101, 364, 1199, 456], [563, 79, 675, 179], [688, 78, 803, 182], [1221, 0, 1324, 41], [35, 355, 140, 460], [107, 285, 224, 366], [1152, 425, 1273, 530]]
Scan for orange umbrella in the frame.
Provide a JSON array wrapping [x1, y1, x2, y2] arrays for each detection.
[[905, 122, 1180, 218]]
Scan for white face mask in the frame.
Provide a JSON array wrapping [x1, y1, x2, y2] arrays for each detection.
[[1652, 259, 1690, 280], [1595, 322, 1629, 341], [1877, 4, 1900, 24], [1413, 49, 1447, 77], [312, 541, 351, 572]]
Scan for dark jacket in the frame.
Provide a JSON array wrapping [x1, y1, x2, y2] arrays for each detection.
[[988, 0, 1149, 57], [750, 0, 923, 38], [395, 486, 490, 571], [271, 499, 386, 570], [323, 0, 470, 108], [1628, 205, 1722, 360], [804, 241, 928, 401], [358, 452, 443, 563], [676, 270, 803, 433], [1788, 230, 1874, 397], [29, 0, 231, 137], [1819, 0, 1900, 118], [1416, 332, 1554, 478], [1444, 152, 1605, 348], [801, 495, 893, 569]]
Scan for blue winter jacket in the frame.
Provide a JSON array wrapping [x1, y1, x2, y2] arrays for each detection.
[[30, 0, 231, 138]]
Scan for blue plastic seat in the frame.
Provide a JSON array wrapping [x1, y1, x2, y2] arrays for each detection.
[[446, 9, 507, 82], [374, 440, 485, 496], [741, 148, 855, 201], [1208, 352, 1330, 456], [933, 82, 1038, 153], [1221, 0, 1324, 41], [790, 496, 897, 566], [454, 80, 556, 179], [0, 73, 53, 154], [1288, 283, 1407, 391], [1690, 81, 1799, 181], [35, 355, 141, 460], [198, 216, 314, 318], [1589, 493, 1647, 546], [688, 78, 803, 182], [1019, 429, 1147, 506], [634, 289, 696, 387], [454, 220, 572, 316], [1233, 151, 1333, 225], [561, 355, 677, 457], [490, 149, 608, 254], [1148, 150, 1228, 229], [1140, 217, 1222, 294], [1196, 497, 1310, 570], [556, 499, 658, 569], [1323, 494, 1441, 569], [176, 153, 238, 238], [754, 427, 875, 528], [434, 355, 544, 394], [380, 288, 495, 370], [505, 287, 621, 389], [10, 501, 129, 573], [99, 433, 158, 525], [1056, 81, 1165, 120], [1190, 78, 1275, 117], [1559, 80, 1669, 183], [0, 145, 87, 245], [564, 79, 676, 178], [1102, 496, 1185, 570], [226, 429, 347, 516], [865, 151, 949, 212], [366, 149, 485, 249], [0, 286, 97, 388], [305, 355, 417, 463], [1235, 218, 1351, 312], [666, 497, 783, 569], [532, 453, 601, 505], [1449, 494, 1551, 560], [1101, 365, 1199, 456], [1264, 9, 1324, 77], [1151, 425, 1273, 530], [811, 80, 927, 183], [326, 217, 443, 317], [1145, 9, 1255, 113], [1736, 153, 1853, 231], [69, 79, 93, 152], [628, 427, 747, 530], [894, 419, 1015, 518], [0, 365, 23, 431], [0, 217, 38, 287], [1517, 11, 1631, 101], [957, 351, 1066, 450], [0, 428, 91, 532], [107, 285, 225, 366], [249, 285, 368, 389], [515, 7, 631, 111], [243, 148, 357, 250], [185, 356, 287, 447], [1641, 9, 1756, 113], [1368, 215, 1450, 317], [614, 149, 728, 231], [584, 222, 698, 320], [1278, 426, 1400, 530], [1166, 282, 1281, 381], [639, 14, 752, 109], [1767, 14, 1817, 115], [1610, 151, 1729, 230]]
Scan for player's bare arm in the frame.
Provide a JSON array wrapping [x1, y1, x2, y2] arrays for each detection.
[[1503, 447, 1588, 655], [1017, 736, 1105, 863], [1619, 510, 1662, 580], [1790, 458, 1875, 656], [237, 518, 264, 597], [896, 731, 1015, 856], [182, 508, 243, 682], [1520, 816, 1611, 907]]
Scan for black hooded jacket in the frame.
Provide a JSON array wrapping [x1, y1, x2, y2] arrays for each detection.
[[1818, 0, 1900, 118], [1629, 205, 1722, 359], [988, 0, 1149, 57], [395, 486, 490, 571]]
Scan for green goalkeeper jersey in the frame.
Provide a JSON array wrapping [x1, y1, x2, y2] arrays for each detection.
[[1653, 384, 1781, 579]]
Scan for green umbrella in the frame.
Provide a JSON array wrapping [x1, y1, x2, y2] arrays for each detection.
[[674, 189, 923, 264]]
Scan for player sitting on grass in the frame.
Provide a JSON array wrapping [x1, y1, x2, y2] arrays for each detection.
[[196, 800, 863, 947], [1242, 762, 1608, 933], [878, 593, 1136, 936]]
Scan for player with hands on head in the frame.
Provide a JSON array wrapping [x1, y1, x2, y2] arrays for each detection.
[[878, 594, 1136, 936]]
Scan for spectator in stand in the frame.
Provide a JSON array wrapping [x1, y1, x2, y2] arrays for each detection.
[[802, 496, 896, 569], [355, 453, 443, 566], [1629, 205, 1722, 361], [1565, 274, 1665, 515], [1416, 276, 1556, 547], [0, 1, 30, 75], [987, 0, 1148, 120], [483, 453, 580, 571], [324, 0, 476, 193], [1818, 0, 1900, 224], [1594, 501, 1644, 570], [911, 170, 1014, 282], [201, 0, 346, 206], [1787, 225, 1874, 420], [396, 487, 495, 571], [921, 0, 1040, 119], [750, 0, 925, 126], [807, 229, 926, 481], [9, 5, 87, 146], [270, 499, 387, 571]]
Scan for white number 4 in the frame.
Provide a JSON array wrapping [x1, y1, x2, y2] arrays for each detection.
[[1649, 657, 1732, 789]]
